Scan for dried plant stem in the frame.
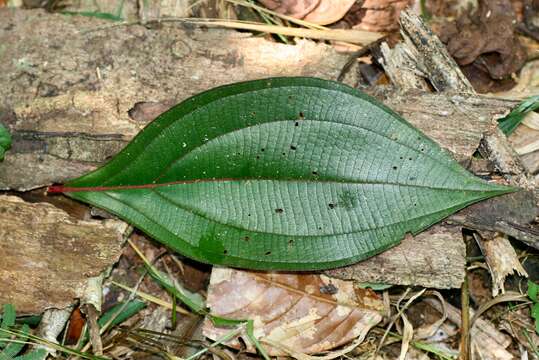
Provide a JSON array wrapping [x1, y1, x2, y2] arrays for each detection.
[[460, 272, 471, 360]]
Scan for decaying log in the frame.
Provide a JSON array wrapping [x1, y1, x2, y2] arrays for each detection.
[[0, 89, 516, 191], [325, 225, 465, 289], [0, 8, 358, 191], [369, 89, 516, 161], [0, 195, 128, 314]]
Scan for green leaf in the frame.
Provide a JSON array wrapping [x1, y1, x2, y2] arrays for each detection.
[[2, 324, 29, 357], [533, 303, 539, 335], [0, 123, 11, 161], [498, 95, 539, 135], [77, 300, 145, 349], [56, 77, 515, 270], [13, 348, 48, 360], [529, 280, 539, 303]]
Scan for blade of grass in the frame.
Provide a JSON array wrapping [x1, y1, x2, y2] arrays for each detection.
[[84, 17, 383, 44], [498, 95, 539, 135]]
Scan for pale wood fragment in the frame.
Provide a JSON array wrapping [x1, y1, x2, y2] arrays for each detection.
[[325, 226, 465, 289], [0, 195, 128, 314], [474, 232, 528, 296]]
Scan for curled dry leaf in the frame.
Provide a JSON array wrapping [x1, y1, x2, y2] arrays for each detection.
[[435, 0, 526, 92], [203, 268, 384, 356], [258, 0, 356, 25], [352, 0, 413, 32]]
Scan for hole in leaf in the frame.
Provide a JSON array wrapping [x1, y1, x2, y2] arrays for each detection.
[[223, 249, 228, 255], [392, 166, 397, 170], [318, 226, 322, 230], [247, 213, 251, 217], [409, 157, 413, 161], [299, 111, 305, 119], [244, 236, 250, 241], [290, 145, 297, 150], [255, 155, 260, 159], [328, 203, 335, 209], [294, 122, 299, 126], [288, 239, 294, 244], [261, 148, 265, 152], [275, 208, 284, 214], [282, 152, 286, 156], [265, 251, 272, 256], [251, 111, 256, 116], [312, 171, 318, 176], [399, 156, 403, 160]]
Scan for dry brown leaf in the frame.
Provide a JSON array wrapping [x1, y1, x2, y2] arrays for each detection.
[[303, 0, 356, 25], [258, 0, 356, 25], [203, 268, 384, 356]]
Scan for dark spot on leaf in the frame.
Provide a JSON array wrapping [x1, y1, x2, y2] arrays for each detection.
[[299, 111, 305, 119], [261, 148, 265, 152], [409, 157, 413, 161], [251, 111, 256, 116], [223, 249, 228, 255], [275, 208, 284, 214], [413, 203, 417, 206], [288, 239, 294, 244], [265, 251, 272, 256], [312, 171, 318, 176], [328, 203, 335, 209], [290, 145, 297, 150], [294, 122, 299, 126], [392, 166, 397, 170], [318, 226, 322, 230], [399, 156, 403, 160], [244, 236, 250, 241], [256, 155, 260, 159], [247, 213, 251, 217], [409, 177, 416, 181], [282, 152, 286, 156]]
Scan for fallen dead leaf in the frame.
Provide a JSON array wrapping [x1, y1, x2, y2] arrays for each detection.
[[203, 268, 384, 356], [258, 0, 356, 25]]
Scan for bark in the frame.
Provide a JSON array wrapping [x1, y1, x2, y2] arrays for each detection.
[[325, 226, 466, 289], [0, 195, 128, 314], [0, 8, 358, 191]]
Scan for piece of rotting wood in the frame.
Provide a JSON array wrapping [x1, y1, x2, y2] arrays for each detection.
[[0, 195, 129, 314], [325, 226, 466, 289], [397, 10, 475, 94], [473, 232, 528, 296]]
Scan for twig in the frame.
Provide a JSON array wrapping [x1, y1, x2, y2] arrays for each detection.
[[336, 36, 387, 82], [460, 269, 471, 360]]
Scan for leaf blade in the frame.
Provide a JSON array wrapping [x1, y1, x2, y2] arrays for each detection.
[[62, 77, 515, 270]]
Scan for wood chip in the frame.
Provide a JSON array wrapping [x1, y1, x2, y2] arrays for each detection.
[[325, 225, 465, 289], [0, 195, 128, 314]]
